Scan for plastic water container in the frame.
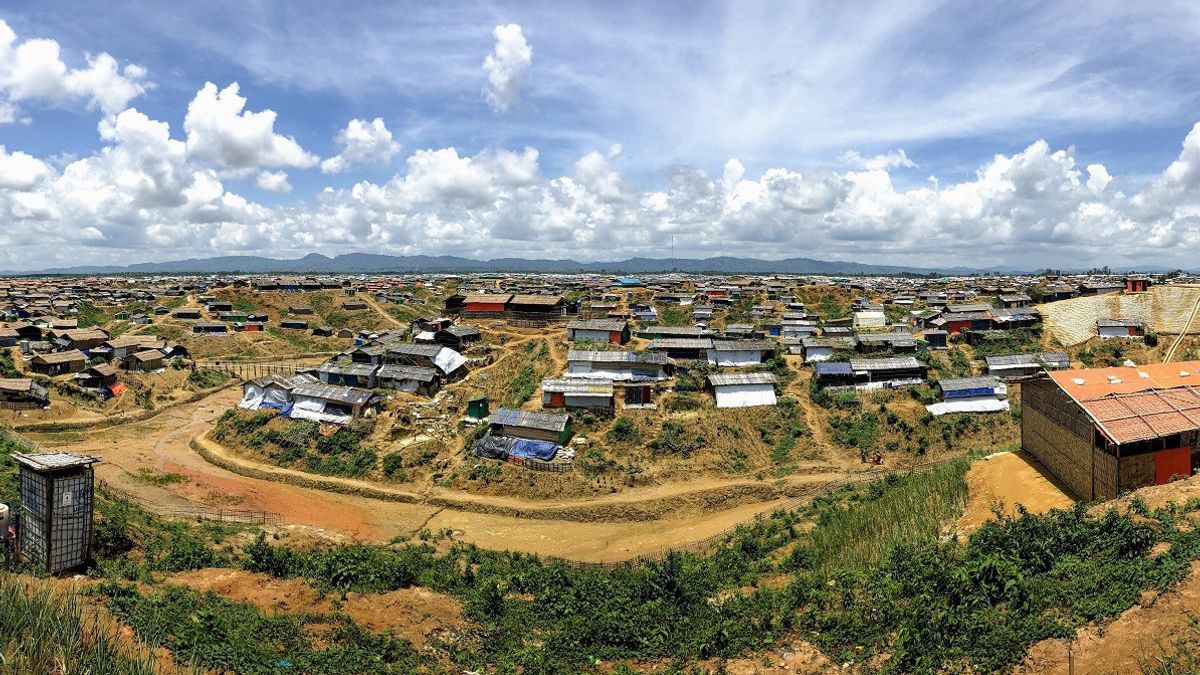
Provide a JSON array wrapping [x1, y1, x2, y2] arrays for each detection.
[[0, 504, 9, 534]]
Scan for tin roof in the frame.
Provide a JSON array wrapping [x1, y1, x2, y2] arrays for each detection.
[[488, 407, 570, 432], [567, 318, 629, 331], [541, 378, 614, 395], [849, 356, 923, 371], [1048, 360, 1200, 400], [13, 452, 99, 471], [291, 383, 378, 406], [567, 350, 670, 365], [986, 352, 1070, 367], [938, 376, 1002, 392], [1079, 388, 1200, 444], [708, 372, 778, 386]]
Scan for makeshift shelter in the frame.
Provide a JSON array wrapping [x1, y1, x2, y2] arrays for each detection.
[[926, 376, 1009, 415], [566, 350, 673, 381], [707, 372, 778, 408], [288, 383, 380, 425], [377, 364, 440, 395], [541, 378, 614, 409], [488, 408, 571, 444]]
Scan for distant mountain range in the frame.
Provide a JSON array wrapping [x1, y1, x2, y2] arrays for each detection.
[[9, 252, 1021, 276]]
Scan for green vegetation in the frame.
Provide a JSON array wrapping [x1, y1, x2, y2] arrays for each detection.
[[186, 367, 231, 390], [658, 304, 691, 326], [606, 416, 641, 444], [132, 467, 186, 486], [213, 411, 379, 479], [1079, 339, 1133, 367], [965, 327, 1043, 358], [75, 301, 109, 328], [99, 582, 426, 674], [0, 347, 19, 378], [0, 576, 161, 674], [505, 340, 550, 406], [802, 459, 969, 574]]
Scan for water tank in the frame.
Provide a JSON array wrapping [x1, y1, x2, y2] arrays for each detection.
[[0, 503, 8, 534]]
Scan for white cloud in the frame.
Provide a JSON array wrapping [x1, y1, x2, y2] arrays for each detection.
[[0, 146, 52, 190], [256, 170, 292, 193], [482, 23, 532, 113], [0, 19, 149, 121], [184, 82, 318, 170], [320, 117, 401, 173], [10, 100, 1200, 270], [841, 149, 917, 171]]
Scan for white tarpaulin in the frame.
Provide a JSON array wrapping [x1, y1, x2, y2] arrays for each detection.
[[290, 395, 351, 425], [432, 347, 467, 376], [708, 350, 762, 367], [239, 383, 264, 409], [713, 383, 777, 408], [926, 399, 1010, 416]]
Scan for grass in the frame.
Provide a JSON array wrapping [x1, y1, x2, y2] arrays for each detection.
[[0, 576, 164, 674], [133, 467, 187, 486], [805, 457, 970, 574], [504, 340, 550, 406], [98, 582, 427, 674]]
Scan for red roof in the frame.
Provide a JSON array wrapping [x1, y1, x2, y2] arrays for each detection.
[[1079, 388, 1200, 445]]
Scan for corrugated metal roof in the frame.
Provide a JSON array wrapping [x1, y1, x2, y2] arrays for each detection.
[[488, 407, 569, 432], [13, 452, 99, 470], [649, 338, 715, 349], [567, 349, 670, 365], [1079, 388, 1200, 444], [710, 339, 776, 351], [708, 372, 778, 386], [292, 383, 378, 406], [849, 356, 923, 371], [567, 318, 629, 331], [1049, 360, 1200, 400], [377, 364, 438, 382], [986, 352, 1069, 367], [938, 376, 1002, 392], [541, 378, 614, 395]]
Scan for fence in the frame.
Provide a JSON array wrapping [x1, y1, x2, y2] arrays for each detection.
[[97, 480, 282, 526], [543, 459, 949, 570], [193, 360, 308, 380], [504, 455, 574, 473]]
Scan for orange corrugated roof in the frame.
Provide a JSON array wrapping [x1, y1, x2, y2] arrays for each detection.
[[1049, 360, 1200, 402], [1078, 388, 1200, 445]]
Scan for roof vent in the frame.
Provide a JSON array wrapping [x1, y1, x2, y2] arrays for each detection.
[[1123, 359, 1137, 368], [1072, 378, 1086, 385], [1183, 371, 1192, 377], [1109, 377, 1122, 384], [1139, 371, 1150, 379]]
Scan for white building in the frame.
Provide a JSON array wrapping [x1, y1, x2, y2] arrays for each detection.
[[707, 372, 778, 408]]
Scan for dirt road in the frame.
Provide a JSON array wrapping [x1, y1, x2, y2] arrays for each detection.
[[39, 387, 829, 561]]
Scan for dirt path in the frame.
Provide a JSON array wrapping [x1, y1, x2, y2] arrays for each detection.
[[1166, 293, 1200, 362], [360, 294, 405, 328], [40, 387, 850, 561], [955, 451, 1075, 536]]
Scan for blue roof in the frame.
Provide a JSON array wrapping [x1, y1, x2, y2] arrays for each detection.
[[508, 439, 560, 461], [616, 277, 641, 284], [814, 362, 853, 375]]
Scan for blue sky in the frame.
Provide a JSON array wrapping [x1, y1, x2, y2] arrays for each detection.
[[2, 1, 1200, 270]]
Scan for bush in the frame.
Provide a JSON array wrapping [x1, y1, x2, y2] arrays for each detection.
[[606, 417, 641, 444]]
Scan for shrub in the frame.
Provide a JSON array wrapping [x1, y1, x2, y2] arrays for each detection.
[[606, 417, 641, 444]]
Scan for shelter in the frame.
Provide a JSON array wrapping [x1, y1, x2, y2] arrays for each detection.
[[848, 356, 928, 389], [707, 372, 778, 408], [31, 350, 86, 376], [125, 349, 165, 372], [488, 408, 572, 444], [1022, 360, 1200, 500], [288, 383, 380, 425], [385, 343, 467, 378], [377, 364, 441, 395], [316, 361, 379, 388], [985, 352, 1070, 378], [1098, 319, 1146, 339], [0, 378, 49, 409], [566, 350, 673, 381], [707, 339, 776, 367], [541, 377, 614, 409], [567, 318, 631, 345], [927, 376, 1008, 415]]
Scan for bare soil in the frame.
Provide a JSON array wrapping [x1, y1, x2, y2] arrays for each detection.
[[159, 568, 465, 649], [954, 451, 1076, 536]]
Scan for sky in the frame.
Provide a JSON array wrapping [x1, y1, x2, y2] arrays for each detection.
[[2, 1, 1200, 271]]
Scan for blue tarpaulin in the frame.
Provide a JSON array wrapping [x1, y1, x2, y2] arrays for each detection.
[[507, 439, 560, 461]]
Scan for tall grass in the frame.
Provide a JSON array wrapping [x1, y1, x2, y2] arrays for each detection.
[[807, 458, 970, 574], [0, 575, 164, 674]]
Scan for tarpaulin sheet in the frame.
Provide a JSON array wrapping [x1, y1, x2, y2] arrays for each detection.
[[507, 439, 559, 461], [474, 435, 517, 460]]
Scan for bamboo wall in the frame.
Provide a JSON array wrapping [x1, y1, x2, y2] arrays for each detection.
[[1021, 377, 1116, 500]]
